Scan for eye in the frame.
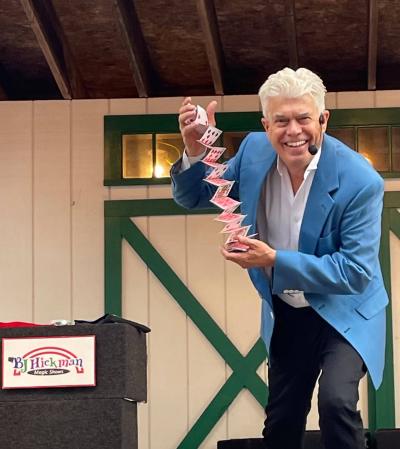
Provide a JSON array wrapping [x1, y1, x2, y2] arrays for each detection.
[[298, 117, 311, 124], [275, 118, 288, 126]]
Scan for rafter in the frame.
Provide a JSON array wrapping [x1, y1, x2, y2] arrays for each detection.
[[0, 85, 7, 100], [114, 0, 153, 98], [20, 0, 86, 99], [285, 0, 299, 69], [368, 0, 378, 90], [0, 63, 11, 100], [195, 0, 225, 95]]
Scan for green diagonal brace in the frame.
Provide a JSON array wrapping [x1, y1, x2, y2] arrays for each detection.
[[178, 340, 268, 449], [116, 217, 268, 446]]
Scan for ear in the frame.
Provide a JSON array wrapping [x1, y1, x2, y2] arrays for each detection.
[[261, 117, 269, 132], [321, 110, 330, 132]]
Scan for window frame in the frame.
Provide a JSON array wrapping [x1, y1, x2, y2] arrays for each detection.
[[104, 108, 400, 186]]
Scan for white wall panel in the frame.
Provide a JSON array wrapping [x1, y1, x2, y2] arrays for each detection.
[[33, 101, 71, 323], [337, 91, 375, 109], [109, 98, 147, 115], [222, 95, 260, 112], [0, 102, 33, 321], [186, 215, 228, 448], [71, 100, 108, 320], [148, 216, 188, 449], [390, 231, 400, 427], [225, 261, 266, 438]]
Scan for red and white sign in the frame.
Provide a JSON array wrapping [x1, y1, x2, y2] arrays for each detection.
[[2, 335, 96, 389]]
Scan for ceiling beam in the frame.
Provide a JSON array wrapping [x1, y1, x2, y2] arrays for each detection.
[[20, 0, 86, 99], [285, 0, 299, 69], [195, 0, 225, 95], [114, 0, 153, 98], [0, 63, 11, 100], [368, 0, 378, 90], [0, 84, 8, 100]]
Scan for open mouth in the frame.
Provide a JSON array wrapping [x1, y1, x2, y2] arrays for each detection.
[[284, 140, 308, 148]]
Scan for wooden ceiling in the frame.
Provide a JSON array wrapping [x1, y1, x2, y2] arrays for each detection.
[[0, 0, 398, 101]]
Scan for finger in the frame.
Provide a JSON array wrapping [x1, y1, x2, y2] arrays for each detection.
[[182, 97, 192, 107], [178, 103, 196, 118], [237, 235, 258, 248], [221, 246, 247, 262], [206, 101, 218, 127], [179, 110, 197, 127]]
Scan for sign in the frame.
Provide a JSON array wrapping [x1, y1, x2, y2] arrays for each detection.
[[2, 335, 96, 389]]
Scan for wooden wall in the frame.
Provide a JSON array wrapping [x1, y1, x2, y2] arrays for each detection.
[[0, 91, 399, 449]]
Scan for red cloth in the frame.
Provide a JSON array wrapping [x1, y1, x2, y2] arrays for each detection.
[[0, 322, 47, 328]]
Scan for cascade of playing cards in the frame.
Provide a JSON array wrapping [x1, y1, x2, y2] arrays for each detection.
[[188, 105, 256, 252]]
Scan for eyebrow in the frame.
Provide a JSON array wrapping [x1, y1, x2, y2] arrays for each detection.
[[273, 112, 311, 120]]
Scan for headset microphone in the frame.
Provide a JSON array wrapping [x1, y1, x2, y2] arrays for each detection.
[[308, 114, 325, 155], [308, 144, 318, 155]]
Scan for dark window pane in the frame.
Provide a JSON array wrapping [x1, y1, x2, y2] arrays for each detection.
[[328, 128, 355, 149], [222, 132, 248, 160], [155, 134, 185, 178], [122, 134, 152, 178], [357, 127, 389, 171], [392, 127, 400, 171]]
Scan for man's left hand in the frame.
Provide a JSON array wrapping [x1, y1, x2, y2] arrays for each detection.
[[221, 236, 276, 269]]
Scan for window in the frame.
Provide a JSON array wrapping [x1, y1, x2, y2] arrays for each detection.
[[104, 109, 400, 185]]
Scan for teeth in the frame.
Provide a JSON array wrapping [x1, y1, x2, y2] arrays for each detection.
[[286, 141, 306, 147]]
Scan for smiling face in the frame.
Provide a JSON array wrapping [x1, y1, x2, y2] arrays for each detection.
[[261, 94, 329, 174]]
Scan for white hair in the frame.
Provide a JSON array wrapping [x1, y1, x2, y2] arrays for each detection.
[[258, 67, 327, 117]]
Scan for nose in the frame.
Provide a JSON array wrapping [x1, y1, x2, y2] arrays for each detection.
[[286, 119, 302, 136]]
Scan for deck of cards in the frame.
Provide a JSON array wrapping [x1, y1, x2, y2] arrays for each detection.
[[193, 105, 256, 253]]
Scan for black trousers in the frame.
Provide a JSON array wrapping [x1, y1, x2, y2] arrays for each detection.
[[263, 296, 366, 449]]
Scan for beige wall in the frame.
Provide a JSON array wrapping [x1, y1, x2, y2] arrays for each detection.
[[0, 92, 399, 448]]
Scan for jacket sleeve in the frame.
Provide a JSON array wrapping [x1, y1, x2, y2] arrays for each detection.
[[171, 134, 250, 209], [272, 175, 384, 295]]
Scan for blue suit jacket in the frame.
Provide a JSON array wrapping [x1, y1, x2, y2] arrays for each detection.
[[172, 132, 388, 389]]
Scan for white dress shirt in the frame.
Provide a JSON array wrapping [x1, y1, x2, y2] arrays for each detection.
[[265, 149, 321, 307]]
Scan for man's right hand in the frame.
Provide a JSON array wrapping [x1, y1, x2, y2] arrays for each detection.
[[178, 97, 218, 157]]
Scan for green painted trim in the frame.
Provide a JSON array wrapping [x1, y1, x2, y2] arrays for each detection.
[[368, 208, 396, 429], [104, 217, 122, 316], [104, 199, 217, 217], [390, 208, 400, 239], [104, 109, 400, 186], [381, 173, 400, 179], [177, 340, 268, 449], [104, 177, 171, 186], [329, 108, 400, 126], [384, 191, 400, 208]]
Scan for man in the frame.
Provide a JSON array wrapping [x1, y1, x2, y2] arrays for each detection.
[[171, 68, 388, 449]]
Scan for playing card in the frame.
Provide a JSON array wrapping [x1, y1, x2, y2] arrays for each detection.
[[202, 147, 226, 165], [184, 105, 208, 126], [205, 163, 228, 180], [225, 225, 251, 244], [204, 177, 232, 187], [197, 126, 223, 147], [202, 161, 220, 169], [215, 211, 246, 222], [211, 182, 234, 201], [220, 215, 245, 233], [210, 196, 241, 211], [225, 241, 249, 253]]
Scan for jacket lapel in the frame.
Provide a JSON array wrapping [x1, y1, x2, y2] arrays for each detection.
[[299, 136, 339, 254]]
